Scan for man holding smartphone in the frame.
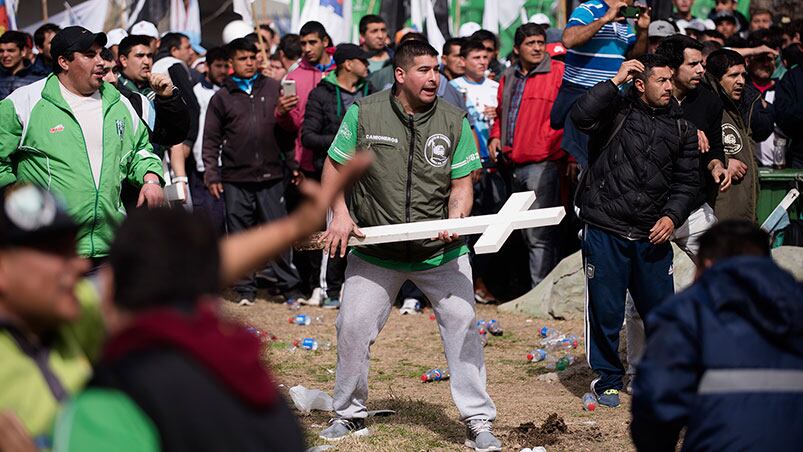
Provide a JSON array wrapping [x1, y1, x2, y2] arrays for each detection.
[[202, 38, 305, 306], [550, 0, 650, 168]]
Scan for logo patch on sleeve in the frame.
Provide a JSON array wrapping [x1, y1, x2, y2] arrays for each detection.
[[586, 263, 595, 279], [49, 124, 64, 134]]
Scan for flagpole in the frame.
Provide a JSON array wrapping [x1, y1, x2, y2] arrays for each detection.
[[453, 0, 461, 34], [367, 0, 376, 14], [251, 1, 270, 72], [41, 0, 49, 21], [261, 0, 266, 22]]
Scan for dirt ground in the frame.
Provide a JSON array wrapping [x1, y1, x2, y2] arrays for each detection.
[[222, 297, 635, 452]]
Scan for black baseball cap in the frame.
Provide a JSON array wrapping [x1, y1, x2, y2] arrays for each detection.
[[50, 26, 107, 62], [712, 11, 738, 25], [334, 43, 371, 66], [0, 185, 78, 253]]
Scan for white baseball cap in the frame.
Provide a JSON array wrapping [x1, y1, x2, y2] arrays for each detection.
[[530, 13, 552, 27], [458, 22, 481, 38], [106, 28, 128, 48], [222, 20, 254, 44], [130, 21, 159, 40]]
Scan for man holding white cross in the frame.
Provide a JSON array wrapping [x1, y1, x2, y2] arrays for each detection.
[[319, 40, 501, 452]]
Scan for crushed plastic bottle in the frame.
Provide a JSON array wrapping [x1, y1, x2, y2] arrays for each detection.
[[539, 326, 559, 338], [582, 392, 597, 411], [555, 355, 577, 371], [286, 298, 302, 310], [245, 326, 276, 343], [541, 336, 578, 351], [527, 349, 547, 362], [476, 319, 488, 334], [421, 368, 450, 382], [292, 337, 318, 350], [487, 320, 503, 336], [479, 330, 488, 347], [288, 314, 311, 326]]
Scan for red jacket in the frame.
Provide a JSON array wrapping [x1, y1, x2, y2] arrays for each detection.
[[489, 55, 566, 164], [278, 49, 336, 173]]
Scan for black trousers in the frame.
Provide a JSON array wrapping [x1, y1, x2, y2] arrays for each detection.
[[188, 168, 226, 237], [223, 180, 301, 299]]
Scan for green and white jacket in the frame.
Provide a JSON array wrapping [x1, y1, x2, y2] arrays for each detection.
[[0, 75, 163, 257]]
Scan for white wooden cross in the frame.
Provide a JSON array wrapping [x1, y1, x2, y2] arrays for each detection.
[[343, 192, 565, 254]]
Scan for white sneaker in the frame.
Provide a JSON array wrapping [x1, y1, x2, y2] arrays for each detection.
[[302, 288, 323, 306], [237, 298, 254, 306], [399, 298, 419, 315]]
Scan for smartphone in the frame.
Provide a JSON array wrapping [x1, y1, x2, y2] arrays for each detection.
[[619, 6, 641, 18], [281, 79, 296, 97]]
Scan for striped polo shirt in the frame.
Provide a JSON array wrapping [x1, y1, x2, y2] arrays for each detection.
[[563, 0, 636, 88]]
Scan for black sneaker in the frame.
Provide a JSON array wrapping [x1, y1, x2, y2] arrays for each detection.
[[319, 418, 369, 441]]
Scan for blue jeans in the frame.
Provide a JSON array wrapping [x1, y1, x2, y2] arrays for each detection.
[[581, 225, 674, 392], [550, 81, 590, 168], [512, 161, 561, 288]]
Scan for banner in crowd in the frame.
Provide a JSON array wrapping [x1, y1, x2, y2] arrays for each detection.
[[290, 0, 354, 45], [0, 0, 16, 35]]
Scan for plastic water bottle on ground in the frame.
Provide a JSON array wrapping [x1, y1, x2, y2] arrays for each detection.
[[539, 326, 556, 337], [582, 392, 597, 411], [476, 319, 488, 334], [527, 349, 547, 362], [487, 319, 503, 336], [421, 368, 450, 382], [293, 338, 318, 350], [542, 337, 578, 352], [555, 355, 577, 371], [479, 330, 488, 347], [288, 314, 311, 326]]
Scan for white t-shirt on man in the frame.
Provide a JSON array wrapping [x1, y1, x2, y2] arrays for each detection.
[[59, 82, 104, 188]]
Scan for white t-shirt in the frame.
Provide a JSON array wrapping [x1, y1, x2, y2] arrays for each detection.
[[59, 82, 103, 188], [192, 82, 220, 172], [756, 89, 788, 167], [449, 76, 499, 160]]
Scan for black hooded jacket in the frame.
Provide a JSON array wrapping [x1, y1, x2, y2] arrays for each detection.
[[571, 80, 700, 239]]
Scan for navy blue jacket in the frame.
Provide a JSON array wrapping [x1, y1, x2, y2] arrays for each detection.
[[0, 63, 45, 100], [631, 256, 803, 452]]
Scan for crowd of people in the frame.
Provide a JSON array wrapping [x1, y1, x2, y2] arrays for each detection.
[[0, 0, 802, 450]]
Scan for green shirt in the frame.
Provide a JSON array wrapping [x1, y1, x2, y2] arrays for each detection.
[[53, 388, 159, 452], [329, 103, 482, 271]]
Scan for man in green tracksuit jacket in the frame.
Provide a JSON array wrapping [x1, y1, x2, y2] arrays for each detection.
[[0, 27, 164, 259], [318, 40, 501, 452]]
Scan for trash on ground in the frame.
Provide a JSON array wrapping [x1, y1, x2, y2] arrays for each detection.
[[421, 368, 450, 382], [289, 385, 334, 414], [289, 314, 311, 325], [582, 392, 597, 411]]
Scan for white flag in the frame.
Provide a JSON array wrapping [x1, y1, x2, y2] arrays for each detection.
[[171, 0, 201, 46], [297, 0, 353, 45], [483, 0, 526, 33], [233, 0, 254, 26], [411, 0, 445, 55]]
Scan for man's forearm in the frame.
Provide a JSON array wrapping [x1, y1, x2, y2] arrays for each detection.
[[170, 145, 188, 178], [322, 157, 349, 216], [627, 31, 649, 58], [448, 177, 473, 219], [562, 21, 607, 48]]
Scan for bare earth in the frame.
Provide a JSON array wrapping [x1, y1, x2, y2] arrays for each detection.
[[222, 297, 634, 452]]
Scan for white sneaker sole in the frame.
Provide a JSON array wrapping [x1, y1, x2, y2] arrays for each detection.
[[320, 427, 369, 442], [464, 439, 502, 452], [237, 299, 254, 306]]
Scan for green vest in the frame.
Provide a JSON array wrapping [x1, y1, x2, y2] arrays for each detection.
[[350, 90, 468, 263]]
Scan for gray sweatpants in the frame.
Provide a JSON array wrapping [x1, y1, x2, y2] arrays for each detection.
[[333, 253, 497, 422]]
